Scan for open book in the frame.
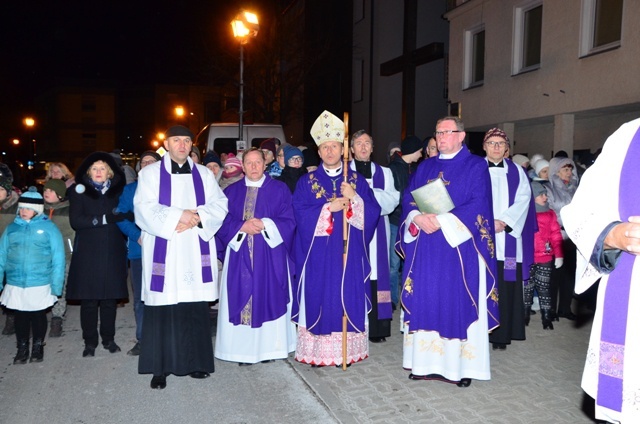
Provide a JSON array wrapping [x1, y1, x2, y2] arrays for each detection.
[[410, 178, 455, 214]]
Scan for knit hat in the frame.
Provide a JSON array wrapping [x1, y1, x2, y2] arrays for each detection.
[[531, 181, 547, 198], [0, 176, 12, 194], [512, 154, 529, 168], [302, 148, 320, 167], [534, 159, 550, 176], [260, 138, 277, 157], [140, 150, 161, 163], [284, 145, 304, 164], [483, 128, 510, 144], [222, 154, 243, 178], [529, 153, 544, 168], [310, 110, 345, 146], [44, 179, 67, 200], [203, 150, 222, 167], [18, 186, 44, 215], [401, 135, 422, 155], [165, 125, 194, 140]]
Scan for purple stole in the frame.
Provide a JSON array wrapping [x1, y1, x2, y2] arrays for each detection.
[[596, 126, 640, 412], [371, 163, 392, 320], [503, 159, 537, 282], [150, 159, 213, 292]]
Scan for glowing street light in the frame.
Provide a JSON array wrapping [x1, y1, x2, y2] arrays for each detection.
[[24, 117, 35, 128], [157, 132, 165, 141], [231, 10, 259, 150], [174, 106, 185, 118], [12, 139, 20, 145]]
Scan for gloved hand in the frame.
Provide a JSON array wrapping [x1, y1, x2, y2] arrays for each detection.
[[555, 258, 564, 269], [105, 210, 135, 224]]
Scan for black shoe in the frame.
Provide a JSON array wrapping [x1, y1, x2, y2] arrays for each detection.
[[369, 337, 386, 343], [83, 345, 96, 357], [13, 340, 29, 364], [530, 309, 537, 315], [238, 362, 253, 366], [150, 375, 166, 389], [559, 311, 577, 321], [49, 317, 63, 338], [189, 371, 210, 379], [541, 310, 555, 330], [261, 359, 275, 363], [492, 343, 507, 351], [127, 342, 141, 356], [103, 341, 121, 353], [30, 339, 44, 362], [336, 363, 351, 368], [524, 307, 531, 326], [457, 378, 472, 388]]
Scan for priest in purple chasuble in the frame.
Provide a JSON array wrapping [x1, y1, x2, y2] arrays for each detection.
[[349, 130, 398, 343], [134, 125, 228, 390], [561, 118, 640, 424], [292, 111, 381, 367], [214, 148, 297, 364], [399, 116, 499, 387], [483, 128, 537, 351]]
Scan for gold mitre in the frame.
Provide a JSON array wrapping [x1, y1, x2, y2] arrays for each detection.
[[310, 110, 344, 146]]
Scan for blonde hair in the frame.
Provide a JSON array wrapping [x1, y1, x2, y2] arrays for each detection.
[[87, 160, 115, 180], [46, 162, 74, 181]]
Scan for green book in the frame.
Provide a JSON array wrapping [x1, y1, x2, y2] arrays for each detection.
[[410, 178, 455, 214]]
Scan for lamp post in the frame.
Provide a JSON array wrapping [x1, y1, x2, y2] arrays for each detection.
[[23, 117, 36, 169], [231, 10, 259, 151]]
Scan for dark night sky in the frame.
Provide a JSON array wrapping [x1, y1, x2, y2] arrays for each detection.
[[1, 1, 273, 133]]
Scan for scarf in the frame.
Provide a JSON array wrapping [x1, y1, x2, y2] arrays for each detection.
[[150, 158, 213, 292]]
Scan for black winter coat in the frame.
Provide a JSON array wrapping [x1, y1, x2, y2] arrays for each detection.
[[66, 152, 128, 300]]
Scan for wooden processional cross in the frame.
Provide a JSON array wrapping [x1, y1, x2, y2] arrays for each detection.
[[379, 0, 444, 139]]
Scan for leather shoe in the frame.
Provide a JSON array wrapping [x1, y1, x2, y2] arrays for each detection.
[[189, 371, 210, 379], [492, 343, 507, 351], [103, 341, 121, 353], [369, 337, 386, 343], [82, 345, 96, 357], [457, 378, 472, 387], [150, 375, 166, 389], [238, 362, 253, 367], [559, 311, 577, 321]]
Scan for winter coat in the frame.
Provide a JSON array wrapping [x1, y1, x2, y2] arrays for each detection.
[[387, 154, 411, 226], [44, 199, 74, 263], [66, 152, 128, 300], [0, 190, 20, 232], [116, 181, 142, 260], [0, 214, 65, 295], [534, 209, 564, 264]]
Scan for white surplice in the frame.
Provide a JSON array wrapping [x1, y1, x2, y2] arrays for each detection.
[[561, 118, 640, 424], [134, 156, 228, 306]]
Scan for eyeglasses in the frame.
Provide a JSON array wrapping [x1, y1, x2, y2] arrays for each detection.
[[288, 157, 303, 163], [484, 141, 507, 148], [277, 154, 284, 158], [140, 160, 157, 166], [434, 130, 462, 138]]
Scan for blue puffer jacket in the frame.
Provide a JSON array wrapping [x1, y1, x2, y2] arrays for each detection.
[[0, 213, 65, 295], [116, 181, 141, 260]]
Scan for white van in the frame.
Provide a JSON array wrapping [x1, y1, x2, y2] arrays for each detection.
[[196, 123, 286, 156]]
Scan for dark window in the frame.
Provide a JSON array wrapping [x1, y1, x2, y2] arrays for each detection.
[[472, 30, 485, 84], [523, 5, 542, 68], [593, 0, 623, 48]]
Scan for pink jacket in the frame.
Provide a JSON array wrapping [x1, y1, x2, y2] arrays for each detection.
[[534, 209, 563, 264]]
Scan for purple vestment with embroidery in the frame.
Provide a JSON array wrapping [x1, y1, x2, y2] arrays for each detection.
[[291, 166, 381, 336], [216, 176, 296, 328], [400, 145, 499, 339]]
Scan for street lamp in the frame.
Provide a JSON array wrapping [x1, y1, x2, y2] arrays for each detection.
[[23, 117, 36, 169], [174, 106, 185, 118], [231, 10, 259, 151]]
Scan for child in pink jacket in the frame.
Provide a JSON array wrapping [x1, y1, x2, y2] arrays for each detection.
[[525, 181, 563, 330]]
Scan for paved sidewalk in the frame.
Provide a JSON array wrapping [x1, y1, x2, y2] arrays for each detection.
[[0, 301, 596, 424]]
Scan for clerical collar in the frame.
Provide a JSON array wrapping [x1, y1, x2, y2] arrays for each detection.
[[245, 174, 266, 187], [323, 164, 343, 177], [488, 160, 504, 168], [439, 147, 463, 160], [171, 159, 191, 174], [353, 159, 372, 178]]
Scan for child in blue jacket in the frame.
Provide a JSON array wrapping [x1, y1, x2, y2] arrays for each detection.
[[0, 187, 65, 363]]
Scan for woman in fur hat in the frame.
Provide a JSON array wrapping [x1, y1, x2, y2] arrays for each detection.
[[66, 152, 131, 357]]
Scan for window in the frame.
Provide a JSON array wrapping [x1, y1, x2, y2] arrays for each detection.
[[580, 0, 623, 56], [512, 1, 542, 75], [463, 25, 485, 88]]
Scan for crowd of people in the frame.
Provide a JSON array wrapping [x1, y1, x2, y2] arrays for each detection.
[[0, 112, 637, 422]]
